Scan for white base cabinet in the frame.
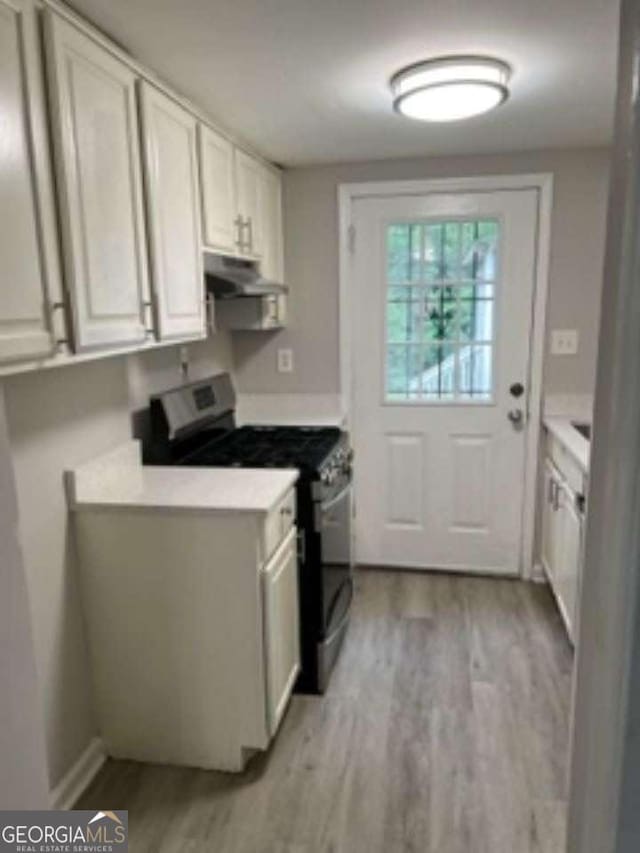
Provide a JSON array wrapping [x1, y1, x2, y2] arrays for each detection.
[[541, 437, 586, 644], [73, 486, 300, 772]]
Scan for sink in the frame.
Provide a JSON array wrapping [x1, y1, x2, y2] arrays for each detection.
[[572, 422, 591, 441]]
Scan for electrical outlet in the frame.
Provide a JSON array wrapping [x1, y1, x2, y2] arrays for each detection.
[[277, 348, 294, 373], [550, 329, 579, 356]]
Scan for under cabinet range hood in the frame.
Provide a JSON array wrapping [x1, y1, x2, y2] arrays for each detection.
[[204, 254, 287, 299], [204, 254, 288, 331]]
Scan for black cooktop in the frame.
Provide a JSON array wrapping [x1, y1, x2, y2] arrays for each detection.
[[181, 425, 342, 472]]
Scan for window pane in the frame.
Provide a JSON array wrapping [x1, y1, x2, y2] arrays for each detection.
[[387, 224, 422, 282], [461, 219, 498, 281], [458, 290, 494, 342], [387, 344, 408, 396], [387, 344, 423, 399], [387, 296, 422, 343], [422, 286, 456, 342], [458, 344, 493, 398], [384, 218, 498, 402], [420, 344, 456, 398], [425, 222, 461, 281]]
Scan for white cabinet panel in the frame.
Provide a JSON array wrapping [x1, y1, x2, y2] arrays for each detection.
[[557, 481, 582, 642], [258, 165, 284, 281], [44, 12, 149, 351], [541, 458, 583, 643], [235, 148, 263, 259], [541, 461, 560, 584], [0, 0, 58, 363], [198, 124, 237, 253], [263, 527, 300, 735], [140, 82, 205, 341]]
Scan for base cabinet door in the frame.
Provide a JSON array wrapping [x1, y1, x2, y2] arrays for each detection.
[[140, 81, 205, 341], [0, 0, 58, 363], [262, 528, 300, 735], [44, 11, 149, 351], [541, 461, 561, 584], [556, 482, 582, 642], [541, 458, 583, 643]]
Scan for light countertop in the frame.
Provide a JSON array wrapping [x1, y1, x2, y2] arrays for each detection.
[[544, 417, 590, 472], [67, 441, 299, 514]]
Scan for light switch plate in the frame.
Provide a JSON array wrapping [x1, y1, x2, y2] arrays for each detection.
[[277, 348, 294, 373], [551, 329, 579, 356]]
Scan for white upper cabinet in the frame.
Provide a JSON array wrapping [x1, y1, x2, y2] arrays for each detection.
[[44, 11, 149, 352], [235, 149, 263, 259], [234, 149, 284, 277], [258, 166, 284, 282], [0, 0, 59, 364], [139, 82, 205, 341], [198, 124, 238, 254]]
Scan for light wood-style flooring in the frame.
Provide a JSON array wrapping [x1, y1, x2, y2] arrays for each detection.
[[77, 569, 573, 852]]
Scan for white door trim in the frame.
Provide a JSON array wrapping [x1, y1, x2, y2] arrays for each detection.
[[338, 173, 554, 579]]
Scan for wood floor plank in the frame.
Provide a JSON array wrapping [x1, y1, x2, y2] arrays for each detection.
[[76, 569, 572, 853]]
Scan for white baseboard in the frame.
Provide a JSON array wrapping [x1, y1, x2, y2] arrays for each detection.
[[531, 561, 548, 583], [50, 737, 106, 810]]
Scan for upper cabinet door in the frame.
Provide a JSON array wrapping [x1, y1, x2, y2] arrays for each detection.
[[258, 167, 284, 282], [0, 0, 59, 363], [139, 82, 205, 341], [198, 124, 238, 254], [235, 149, 263, 259], [44, 12, 149, 352]]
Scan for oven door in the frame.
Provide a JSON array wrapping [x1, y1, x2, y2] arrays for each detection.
[[315, 473, 354, 688]]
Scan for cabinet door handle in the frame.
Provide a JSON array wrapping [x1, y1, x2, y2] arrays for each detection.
[[233, 215, 245, 251], [245, 216, 253, 253]]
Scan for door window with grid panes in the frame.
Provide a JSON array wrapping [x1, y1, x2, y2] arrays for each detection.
[[385, 219, 499, 402]]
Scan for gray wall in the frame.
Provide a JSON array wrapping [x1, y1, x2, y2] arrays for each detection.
[[0, 335, 233, 792], [0, 386, 49, 809], [233, 147, 610, 398]]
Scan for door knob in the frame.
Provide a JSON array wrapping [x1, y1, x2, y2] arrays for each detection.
[[508, 408, 524, 426]]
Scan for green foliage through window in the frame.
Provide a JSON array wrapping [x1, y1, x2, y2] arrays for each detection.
[[385, 219, 498, 401]]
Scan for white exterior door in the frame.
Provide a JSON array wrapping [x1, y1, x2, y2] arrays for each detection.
[[44, 12, 149, 351], [139, 81, 205, 341], [351, 189, 539, 575], [0, 0, 59, 363]]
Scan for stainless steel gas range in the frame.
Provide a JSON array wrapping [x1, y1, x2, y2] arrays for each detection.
[[142, 373, 354, 693]]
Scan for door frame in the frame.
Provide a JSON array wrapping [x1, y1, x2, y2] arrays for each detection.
[[337, 173, 554, 579]]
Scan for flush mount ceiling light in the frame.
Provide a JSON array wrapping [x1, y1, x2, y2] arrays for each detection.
[[390, 56, 511, 122]]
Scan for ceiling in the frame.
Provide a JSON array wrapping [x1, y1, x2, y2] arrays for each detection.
[[67, 0, 620, 166]]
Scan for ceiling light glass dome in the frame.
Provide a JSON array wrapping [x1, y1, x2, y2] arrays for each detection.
[[391, 56, 511, 122]]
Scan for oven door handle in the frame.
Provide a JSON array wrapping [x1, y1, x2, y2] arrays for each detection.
[[323, 576, 354, 647]]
